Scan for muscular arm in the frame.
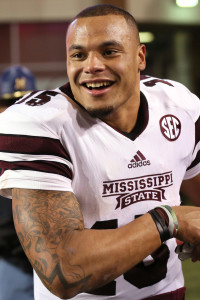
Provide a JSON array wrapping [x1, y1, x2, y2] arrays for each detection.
[[180, 174, 200, 206], [12, 188, 161, 298], [12, 188, 200, 299]]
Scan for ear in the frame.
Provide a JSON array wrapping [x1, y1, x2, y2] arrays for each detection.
[[138, 44, 146, 71]]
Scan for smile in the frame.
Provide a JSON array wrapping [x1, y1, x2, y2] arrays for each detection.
[[83, 81, 114, 90]]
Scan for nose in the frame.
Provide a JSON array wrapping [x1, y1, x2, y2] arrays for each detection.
[[83, 52, 105, 74]]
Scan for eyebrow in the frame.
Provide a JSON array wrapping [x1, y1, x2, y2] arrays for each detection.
[[68, 40, 123, 52], [100, 40, 123, 48], [68, 45, 84, 52]]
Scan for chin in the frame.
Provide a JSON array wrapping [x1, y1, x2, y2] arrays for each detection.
[[87, 106, 114, 118]]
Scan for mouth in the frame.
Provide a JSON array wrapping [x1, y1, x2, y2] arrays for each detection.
[[82, 81, 114, 90]]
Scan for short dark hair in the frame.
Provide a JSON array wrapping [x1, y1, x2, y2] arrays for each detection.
[[71, 4, 139, 39]]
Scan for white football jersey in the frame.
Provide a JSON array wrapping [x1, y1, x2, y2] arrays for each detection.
[[0, 75, 199, 300]]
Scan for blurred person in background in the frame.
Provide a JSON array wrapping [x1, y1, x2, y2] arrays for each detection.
[[0, 65, 36, 300]]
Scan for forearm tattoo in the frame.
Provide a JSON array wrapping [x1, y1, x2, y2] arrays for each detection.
[[12, 189, 91, 294]]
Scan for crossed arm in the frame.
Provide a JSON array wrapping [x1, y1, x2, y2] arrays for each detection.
[[12, 188, 161, 298], [12, 186, 200, 299]]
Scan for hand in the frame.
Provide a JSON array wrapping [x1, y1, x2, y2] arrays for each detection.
[[190, 244, 200, 262], [172, 206, 200, 245], [175, 242, 200, 262], [175, 242, 194, 261]]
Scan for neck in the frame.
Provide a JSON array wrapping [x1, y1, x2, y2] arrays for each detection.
[[101, 94, 140, 133]]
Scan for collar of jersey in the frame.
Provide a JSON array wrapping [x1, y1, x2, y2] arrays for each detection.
[[118, 92, 149, 141], [59, 83, 149, 141]]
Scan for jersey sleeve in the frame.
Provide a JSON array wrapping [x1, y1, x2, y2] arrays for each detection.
[[140, 76, 200, 180], [178, 84, 200, 180], [0, 90, 74, 198], [166, 80, 200, 180], [184, 114, 200, 179]]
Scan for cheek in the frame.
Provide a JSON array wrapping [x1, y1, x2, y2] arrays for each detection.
[[67, 63, 75, 80], [115, 58, 137, 78], [126, 61, 139, 83], [67, 61, 81, 81]]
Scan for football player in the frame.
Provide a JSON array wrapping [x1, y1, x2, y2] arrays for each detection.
[[0, 5, 200, 300]]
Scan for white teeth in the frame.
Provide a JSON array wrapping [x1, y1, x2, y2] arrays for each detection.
[[85, 81, 111, 88]]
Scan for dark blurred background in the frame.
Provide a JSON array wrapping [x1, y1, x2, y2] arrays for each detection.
[[0, 0, 199, 97]]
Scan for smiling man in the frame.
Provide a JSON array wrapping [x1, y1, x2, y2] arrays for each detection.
[[66, 11, 145, 131], [0, 4, 200, 300]]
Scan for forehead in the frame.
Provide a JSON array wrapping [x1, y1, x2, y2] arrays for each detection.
[[66, 15, 134, 48]]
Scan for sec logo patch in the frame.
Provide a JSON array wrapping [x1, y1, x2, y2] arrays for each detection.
[[160, 115, 181, 141]]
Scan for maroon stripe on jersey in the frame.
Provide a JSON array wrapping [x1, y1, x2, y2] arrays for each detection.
[[0, 160, 72, 179], [0, 134, 71, 162], [195, 116, 200, 147], [187, 150, 200, 171], [144, 286, 186, 299], [187, 116, 200, 171]]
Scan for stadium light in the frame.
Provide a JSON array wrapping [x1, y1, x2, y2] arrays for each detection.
[[139, 32, 155, 43], [176, 0, 199, 7]]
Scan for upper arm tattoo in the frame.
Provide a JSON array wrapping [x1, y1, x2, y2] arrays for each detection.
[[12, 189, 91, 294]]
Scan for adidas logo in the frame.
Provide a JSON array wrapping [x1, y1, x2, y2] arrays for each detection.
[[128, 150, 151, 168]]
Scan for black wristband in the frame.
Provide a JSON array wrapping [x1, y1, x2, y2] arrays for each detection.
[[148, 209, 171, 242]]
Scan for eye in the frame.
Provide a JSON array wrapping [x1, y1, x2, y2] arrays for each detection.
[[103, 49, 117, 56], [71, 52, 85, 60]]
